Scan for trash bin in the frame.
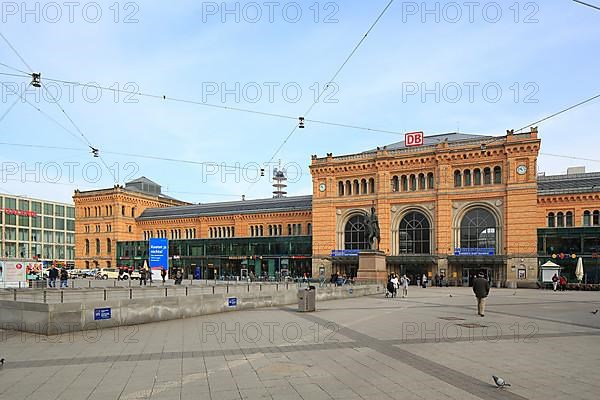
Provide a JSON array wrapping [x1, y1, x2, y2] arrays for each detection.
[[298, 285, 316, 312]]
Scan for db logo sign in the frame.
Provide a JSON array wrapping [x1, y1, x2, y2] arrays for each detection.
[[405, 131, 424, 147], [16, 263, 23, 269]]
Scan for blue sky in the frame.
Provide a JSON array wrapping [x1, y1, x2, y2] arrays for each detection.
[[0, 0, 599, 204]]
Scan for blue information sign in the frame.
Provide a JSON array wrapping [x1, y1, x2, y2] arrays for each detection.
[[94, 307, 111, 320], [227, 297, 238, 307], [149, 238, 169, 270], [331, 249, 360, 257], [454, 248, 495, 256]]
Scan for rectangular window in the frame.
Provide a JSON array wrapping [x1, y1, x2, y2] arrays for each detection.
[[5, 227, 17, 240], [43, 203, 54, 215], [31, 201, 42, 214], [43, 230, 54, 243], [31, 216, 42, 228], [56, 245, 65, 259], [18, 215, 30, 226], [56, 232, 65, 244], [5, 197, 16, 209], [55, 218, 65, 230], [5, 214, 16, 225], [66, 207, 75, 218], [43, 244, 54, 259], [5, 242, 16, 257], [44, 216, 54, 229], [31, 244, 41, 258], [18, 199, 29, 211], [31, 229, 41, 242], [66, 246, 75, 260], [66, 232, 75, 244], [18, 228, 29, 241], [18, 243, 28, 258], [55, 205, 65, 217]]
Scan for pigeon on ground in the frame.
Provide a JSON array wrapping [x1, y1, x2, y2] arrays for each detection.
[[493, 376, 511, 389], [591, 309, 599, 315], [512, 291, 517, 296], [0, 358, 4, 366], [449, 294, 453, 298]]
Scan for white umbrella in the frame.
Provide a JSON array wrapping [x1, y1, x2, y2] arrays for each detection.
[[575, 257, 584, 283]]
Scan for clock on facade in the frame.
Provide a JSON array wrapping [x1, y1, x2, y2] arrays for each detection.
[[516, 165, 528, 175], [319, 183, 326, 192]]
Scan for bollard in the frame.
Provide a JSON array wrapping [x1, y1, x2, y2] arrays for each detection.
[[227, 285, 229, 294], [286, 283, 289, 290], [276, 283, 279, 291], [212, 286, 215, 294], [88, 280, 91, 288], [129, 288, 132, 299], [185, 286, 188, 296], [165, 287, 168, 297], [60, 290, 64, 304], [129, 279, 131, 288], [113, 280, 116, 288], [43, 290, 47, 303], [248, 284, 250, 292], [103, 289, 107, 301], [13, 289, 17, 301], [19, 281, 21, 289], [260, 284, 262, 291]]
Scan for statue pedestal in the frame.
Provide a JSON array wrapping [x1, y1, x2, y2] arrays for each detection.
[[357, 250, 387, 284]]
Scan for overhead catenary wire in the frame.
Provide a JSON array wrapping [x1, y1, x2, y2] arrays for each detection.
[[573, 0, 600, 11], [0, 32, 34, 72]]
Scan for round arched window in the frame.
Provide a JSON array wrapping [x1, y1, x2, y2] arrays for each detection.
[[460, 208, 497, 251], [344, 215, 369, 250], [399, 212, 431, 254]]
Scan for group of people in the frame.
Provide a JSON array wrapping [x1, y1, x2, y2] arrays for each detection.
[[433, 273, 446, 287], [330, 272, 353, 286], [386, 273, 410, 298], [47, 265, 69, 288], [551, 273, 568, 291]]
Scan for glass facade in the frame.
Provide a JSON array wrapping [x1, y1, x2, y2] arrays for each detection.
[[1, 194, 75, 266], [117, 236, 312, 280]]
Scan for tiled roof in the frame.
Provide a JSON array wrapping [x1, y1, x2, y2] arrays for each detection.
[[538, 172, 600, 195], [137, 195, 312, 220]]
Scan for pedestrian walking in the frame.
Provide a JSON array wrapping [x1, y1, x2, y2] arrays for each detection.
[[175, 268, 183, 285], [552, 273, 559, 291], [401, 274, 410, 298], [421, 274, 428, 288], [473, 272, 490, 317], [139, 268, 147, 286], [48, 265, 58, 288], [390, 274, 399, 298], [161, 268, 167, 283], [59, 268, 69, 288], [147, 267, 153, 283], [559, 275, 567, 291]]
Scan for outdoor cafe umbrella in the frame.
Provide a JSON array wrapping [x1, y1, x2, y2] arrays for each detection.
[[575, 257, 584, 283]]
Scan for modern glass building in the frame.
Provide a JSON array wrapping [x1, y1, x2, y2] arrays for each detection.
[[117, 236, 312, 280], [0, 194, 76, 267]]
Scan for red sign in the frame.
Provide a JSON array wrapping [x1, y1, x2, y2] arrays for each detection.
[[1, 208, 37, 217], [405, 131, 424, 147]]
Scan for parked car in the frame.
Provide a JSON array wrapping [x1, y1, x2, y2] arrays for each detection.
[[98, 268, 119, 279]]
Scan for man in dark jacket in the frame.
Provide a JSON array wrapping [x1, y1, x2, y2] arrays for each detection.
[[48, 266, 58, 288], [472, 272, 490, 317]]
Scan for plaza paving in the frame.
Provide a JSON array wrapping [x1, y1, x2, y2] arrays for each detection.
[[0, 286, 599, 399]]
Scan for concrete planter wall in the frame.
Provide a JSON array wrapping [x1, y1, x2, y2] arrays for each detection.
[[0, 284, 382, 335]]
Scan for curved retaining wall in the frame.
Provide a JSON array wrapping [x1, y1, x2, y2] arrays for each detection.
[[0, 284, 382, 335]]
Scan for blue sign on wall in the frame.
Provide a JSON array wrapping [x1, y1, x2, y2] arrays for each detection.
[[227, 297, 238, 307], [454, 248, 495, 256], [94, 307, 112, 320], [331, 249, 360, 257], [149, 238, 169, 270]]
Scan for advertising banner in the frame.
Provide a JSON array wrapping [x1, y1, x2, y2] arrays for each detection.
[[0, 260, 28, 288], [149, 238, 168, 279]]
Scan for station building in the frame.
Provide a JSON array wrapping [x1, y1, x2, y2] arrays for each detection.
[[72, 129, 600, 285]]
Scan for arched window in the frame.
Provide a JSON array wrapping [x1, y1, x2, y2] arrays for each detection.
[[566, 212, 574, 227], [409, 175, 417, 191], [121, 206, 126, 216], [131, 207, 136, 217], [594, 210, 600, 226], [399, 212, 431, 254], [307, 223, 312, 235], [427, 173, 435, 189], [474, 169, 482, 185], [401, 175, 408, 192], [463, 170, 472, 186], [85, 239, 90, 255], [361, 179, 367, 194], [369, 178, 375, 194], [338, 181, 344, 196], [391, 176, 399, 192], [584, 211, 591, 227], [230, 228, 234, 237], [484, 168, 492, 185], [353, 180, 360, 195], [557, 212, 565, 228], [107, 238, 112, 254], [344, 215, 369, 250], [547, 213, 556, 228], [454, 170, 462, 187], [250, 226, 254, 237], [259, 226, 263, 236], [418, 173, 426, 190], [278, 225, 282, 235], [494, 166, 502, 184], [269, 225, 273, 236], [460, 208, 497, 251], [95, 238, 100, 255], [345, 180, 352, 196]]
